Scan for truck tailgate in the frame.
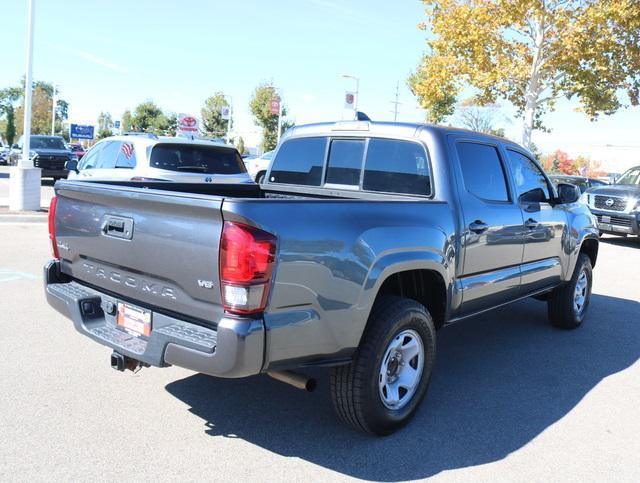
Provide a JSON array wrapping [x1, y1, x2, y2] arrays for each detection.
[[54, 181, 225, 324]]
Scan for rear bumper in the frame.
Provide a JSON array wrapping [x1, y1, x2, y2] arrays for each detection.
[[590, 209, 639, 236], [44, 260, 264, 378], [40, 168, 69, 178]]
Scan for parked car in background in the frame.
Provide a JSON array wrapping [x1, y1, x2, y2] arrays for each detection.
[[9, 135, 77, 179], [67, 143, 86, 160], [244, 150, 274, 183], [0, 143, 9, 165], [45, 120, 598, 435], [66, 135, 253, 184], [549, 174, 608, 193], [582, 165, 640, 242]]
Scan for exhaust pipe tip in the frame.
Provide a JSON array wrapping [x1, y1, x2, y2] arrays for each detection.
[[267, 370, 316, 392]]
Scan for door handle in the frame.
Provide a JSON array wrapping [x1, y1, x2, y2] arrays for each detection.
[[524, 218, 539, 229], [469, 220, 489, 234]]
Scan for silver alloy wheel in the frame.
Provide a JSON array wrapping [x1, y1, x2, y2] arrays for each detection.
[[378, 329, 424, 410], [573, 269, 589, 314]]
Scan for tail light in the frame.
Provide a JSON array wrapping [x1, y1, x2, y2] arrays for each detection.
[[220, 221, 277, 315], [48, 196, 60, 259]]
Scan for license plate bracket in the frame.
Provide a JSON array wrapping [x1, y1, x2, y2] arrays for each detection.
[[116, 302, 152, 337]]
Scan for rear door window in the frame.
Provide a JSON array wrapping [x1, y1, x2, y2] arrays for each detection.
[[456, 142, 509, 202], [115, 142, 137, 168], [78, 142, 107, 170], [363, 139, 431, 195], [93, 141, 120, 169], [269, 137, 327, 186], [325, 139, 365, 186], [149, 144, 245, 174]]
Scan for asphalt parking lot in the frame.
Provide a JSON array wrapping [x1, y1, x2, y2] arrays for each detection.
[[0, 222, 638, 481]]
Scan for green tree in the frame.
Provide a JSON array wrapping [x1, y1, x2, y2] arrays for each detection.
[[96, 128, 112, 139], [121, 110, 132, 132], [249, 83, 288, 151], [201, 92, 229, 138], [409, 0, 640, 148], [235, 136, 246, 154], [131, 101, 171, 134], [97, 112, 113, 131], [15, 86, 54, 135], [4, 106, 16, 146]]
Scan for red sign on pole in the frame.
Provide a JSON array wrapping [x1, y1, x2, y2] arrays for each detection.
[[270, 98, 280, 116]]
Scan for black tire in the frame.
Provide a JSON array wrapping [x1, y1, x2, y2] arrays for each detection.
[[548, 253, 593, 329], [330, 296, 436, 435], [255, 172, 265, 184]]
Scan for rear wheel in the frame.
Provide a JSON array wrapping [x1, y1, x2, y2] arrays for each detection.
[[255, 172, 266, 184], [330, 296, 436, 435], [548, 253, 593, 329]]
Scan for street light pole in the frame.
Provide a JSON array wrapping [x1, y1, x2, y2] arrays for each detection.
[[22, 0, 35, 169], [277, 95, 283, 144], [9, 0, 41, 211], [222, 95, 233, 144], [50, 84, 57, 135]]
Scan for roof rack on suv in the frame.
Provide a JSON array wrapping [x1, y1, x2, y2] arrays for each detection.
[[123, 132, 158, 139]]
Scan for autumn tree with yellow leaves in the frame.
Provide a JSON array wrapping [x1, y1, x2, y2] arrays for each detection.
[[409, 0, 640, 148]]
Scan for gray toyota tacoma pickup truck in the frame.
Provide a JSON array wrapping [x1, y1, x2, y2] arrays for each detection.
[[45, 121, 599, 435]]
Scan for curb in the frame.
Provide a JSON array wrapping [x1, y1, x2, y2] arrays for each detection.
[[0, 214, 48, 223]]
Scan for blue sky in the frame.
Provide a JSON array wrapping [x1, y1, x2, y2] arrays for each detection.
[[2, 0, 639, 162]]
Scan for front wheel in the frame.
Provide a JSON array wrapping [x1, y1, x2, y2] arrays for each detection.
[[255, 172, 266, 184], [330, 296, 436, 435], [548, 253, 593, 329]]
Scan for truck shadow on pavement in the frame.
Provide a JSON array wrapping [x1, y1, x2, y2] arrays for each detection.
[[599, 235, 639, 249], [165, 294, 639, 480]]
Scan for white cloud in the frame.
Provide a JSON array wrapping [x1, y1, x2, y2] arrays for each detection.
[[74, 50, 126, 73]]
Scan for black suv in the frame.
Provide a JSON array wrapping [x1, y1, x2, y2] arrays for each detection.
[[9, 135, 77, 179], [583, 165, 640, 241]]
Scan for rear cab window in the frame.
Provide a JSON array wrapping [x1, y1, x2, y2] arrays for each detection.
[[268, 136, 432, 196], [363, 138, 431, 195], [268, 137, 327, 186], [149, 144, 246, 174]]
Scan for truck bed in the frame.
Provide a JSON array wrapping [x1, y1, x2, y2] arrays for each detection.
[[51, 179, 453, 370]]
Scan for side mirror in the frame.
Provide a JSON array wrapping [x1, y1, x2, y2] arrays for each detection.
[[520, 187, 547, 204], [557, 183, 580, 204], [65, 159, 79, 173]]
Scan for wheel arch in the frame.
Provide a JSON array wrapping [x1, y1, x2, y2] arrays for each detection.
[[580, 236, 599, 268]]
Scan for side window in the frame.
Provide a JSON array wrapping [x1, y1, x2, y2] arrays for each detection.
[[363, 139, 431, 195], [115, 142, 136, 168], [78, 142, 107, 170], [456, 142, 509, 202], [325, 139, 365, 186], [93, 141, 120, 169], [269, 137, 327, 186], [506, 149, 551, 202]]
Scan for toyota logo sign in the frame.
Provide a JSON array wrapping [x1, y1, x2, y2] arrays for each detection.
[[181, 116, 197, 127]]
